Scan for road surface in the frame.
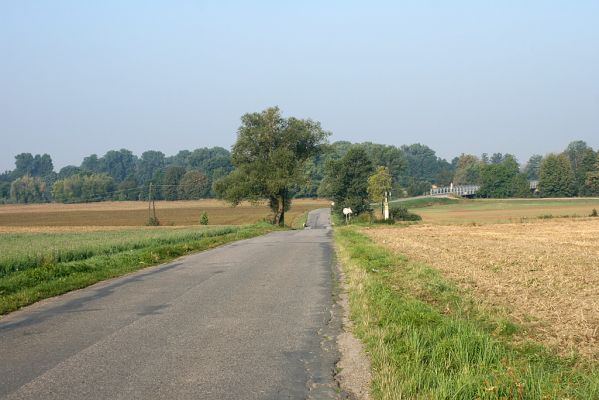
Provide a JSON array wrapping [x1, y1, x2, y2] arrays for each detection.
[[0, 208, 341, 399]]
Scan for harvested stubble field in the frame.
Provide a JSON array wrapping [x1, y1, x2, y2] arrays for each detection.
[[414, 198, 599, 224], [0, 198, 329, 228], [366, 218, 599, 359]]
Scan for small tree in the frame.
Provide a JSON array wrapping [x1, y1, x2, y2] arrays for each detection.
[[200, 211, 209, 225], [367, 166, 392, 217]]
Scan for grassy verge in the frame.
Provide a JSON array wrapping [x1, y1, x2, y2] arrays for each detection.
[[0, 224, 275, 315], [290, 211, 309, 229], [335, 227, 599, 399], [388, 196, 460, 209]]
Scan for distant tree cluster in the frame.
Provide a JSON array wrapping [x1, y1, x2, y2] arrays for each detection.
[[0, 147, 232, 203], [447, 142, 599, 199], [1, 111, 597, 206]]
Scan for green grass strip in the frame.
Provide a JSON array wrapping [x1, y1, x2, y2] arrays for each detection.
[[0, 224, 275, 315], [335, 227, 599, 399], [387, 197, 460, 209]]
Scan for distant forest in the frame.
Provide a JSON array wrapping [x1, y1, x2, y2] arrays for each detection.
[[1, 140, 598, 204]]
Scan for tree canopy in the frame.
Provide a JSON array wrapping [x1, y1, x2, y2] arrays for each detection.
[[368, 166, 392, 216], [478, 155, 530, 198], [539, 154, 576, 197], [453, 154, 483, 185], [320, 147, 374, 216], [214, 107, 329, 225]]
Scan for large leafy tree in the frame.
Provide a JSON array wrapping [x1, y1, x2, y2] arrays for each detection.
[[215, 107, 329, 226], [52, 173, 115, 203], [478, 155, 530, 198], [13, 153, 54, 178], [585, 153, 599, 195], [10, 175, 50, 203], [453, 154, 483, 185], [563, 141, 596, 195], [101, 149, 137, 183], [524, 154, 543, 180], [539, 154, 576, 197], [136, 150, 165, 184], [163, 166, 186, 200], [81, 154, 104, 173], [320, 147, 374, 216], [178, 170, 209, 200], [400, 143, 451, 184], [361, 143, 406, 184]]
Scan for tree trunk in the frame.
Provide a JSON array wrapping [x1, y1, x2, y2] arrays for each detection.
[[274, 195, 285, 226]]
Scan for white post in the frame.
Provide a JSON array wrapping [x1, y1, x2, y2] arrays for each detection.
[[383, 191, 389, 220]]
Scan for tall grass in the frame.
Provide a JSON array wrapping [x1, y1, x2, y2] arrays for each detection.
[[335, 227, 599, 399], [0, 224, 275, 314], [0, 227, 236, 276]]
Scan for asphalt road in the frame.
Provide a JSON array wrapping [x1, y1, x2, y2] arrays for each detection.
[[0, 208, 341, 399]]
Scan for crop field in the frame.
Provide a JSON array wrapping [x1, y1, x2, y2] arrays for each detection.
[[366, 218, 599, 359], [412, 197, 599, 224], [0, 198, 330, 228], [335, 198, 599, 398], [0, 224, 278, 315], [0, 199, 328, 314]]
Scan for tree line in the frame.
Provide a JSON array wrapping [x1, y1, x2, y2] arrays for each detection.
[[450, 140, 599, 197], [0, 147, 233, 203], [1, 118, 598, 205]]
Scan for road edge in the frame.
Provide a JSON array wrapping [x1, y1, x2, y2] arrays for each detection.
[[334, 259, 373, 399]]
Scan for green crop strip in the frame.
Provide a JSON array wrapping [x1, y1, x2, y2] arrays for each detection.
[[0, 224, 276, 315]]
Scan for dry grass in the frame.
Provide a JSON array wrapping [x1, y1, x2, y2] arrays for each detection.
[[0, 199, 330, 228], [365, 218, 599, 359]]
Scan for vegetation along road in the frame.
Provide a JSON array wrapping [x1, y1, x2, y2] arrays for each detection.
[[0, 208, 340, 399]]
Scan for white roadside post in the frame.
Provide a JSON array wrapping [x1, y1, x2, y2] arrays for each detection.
[[383, 190, 390, 220], [342, 207, 353, 224]]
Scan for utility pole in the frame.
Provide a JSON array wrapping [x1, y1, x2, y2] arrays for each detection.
[[148, 182, 152, 224], [152, 185, 156, 222], [148, 182, 157, 225]]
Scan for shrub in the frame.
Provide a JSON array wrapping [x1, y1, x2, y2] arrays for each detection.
[[374, 218, 395, 225], [352, 211, 374, 224], [200, 211, 209, 225], [146, 217, 160, 226], [591, 209, 598, 217], [389, 206, 422, 221]]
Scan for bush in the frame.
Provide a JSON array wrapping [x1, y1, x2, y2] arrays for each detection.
[[352, 212, 374, 224], [146, 217, 160, 226], [374, 218, 395, 225], [200, 211, 209, 225], [591, 209, 598, 217], [389, 206, 422, 221]]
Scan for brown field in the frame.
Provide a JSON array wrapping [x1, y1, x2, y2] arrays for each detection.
[[0, 198, 330, 229], [365, 218, 599, 359]]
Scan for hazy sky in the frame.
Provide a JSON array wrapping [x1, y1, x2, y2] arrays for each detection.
[[1, 1, 598, 172]]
